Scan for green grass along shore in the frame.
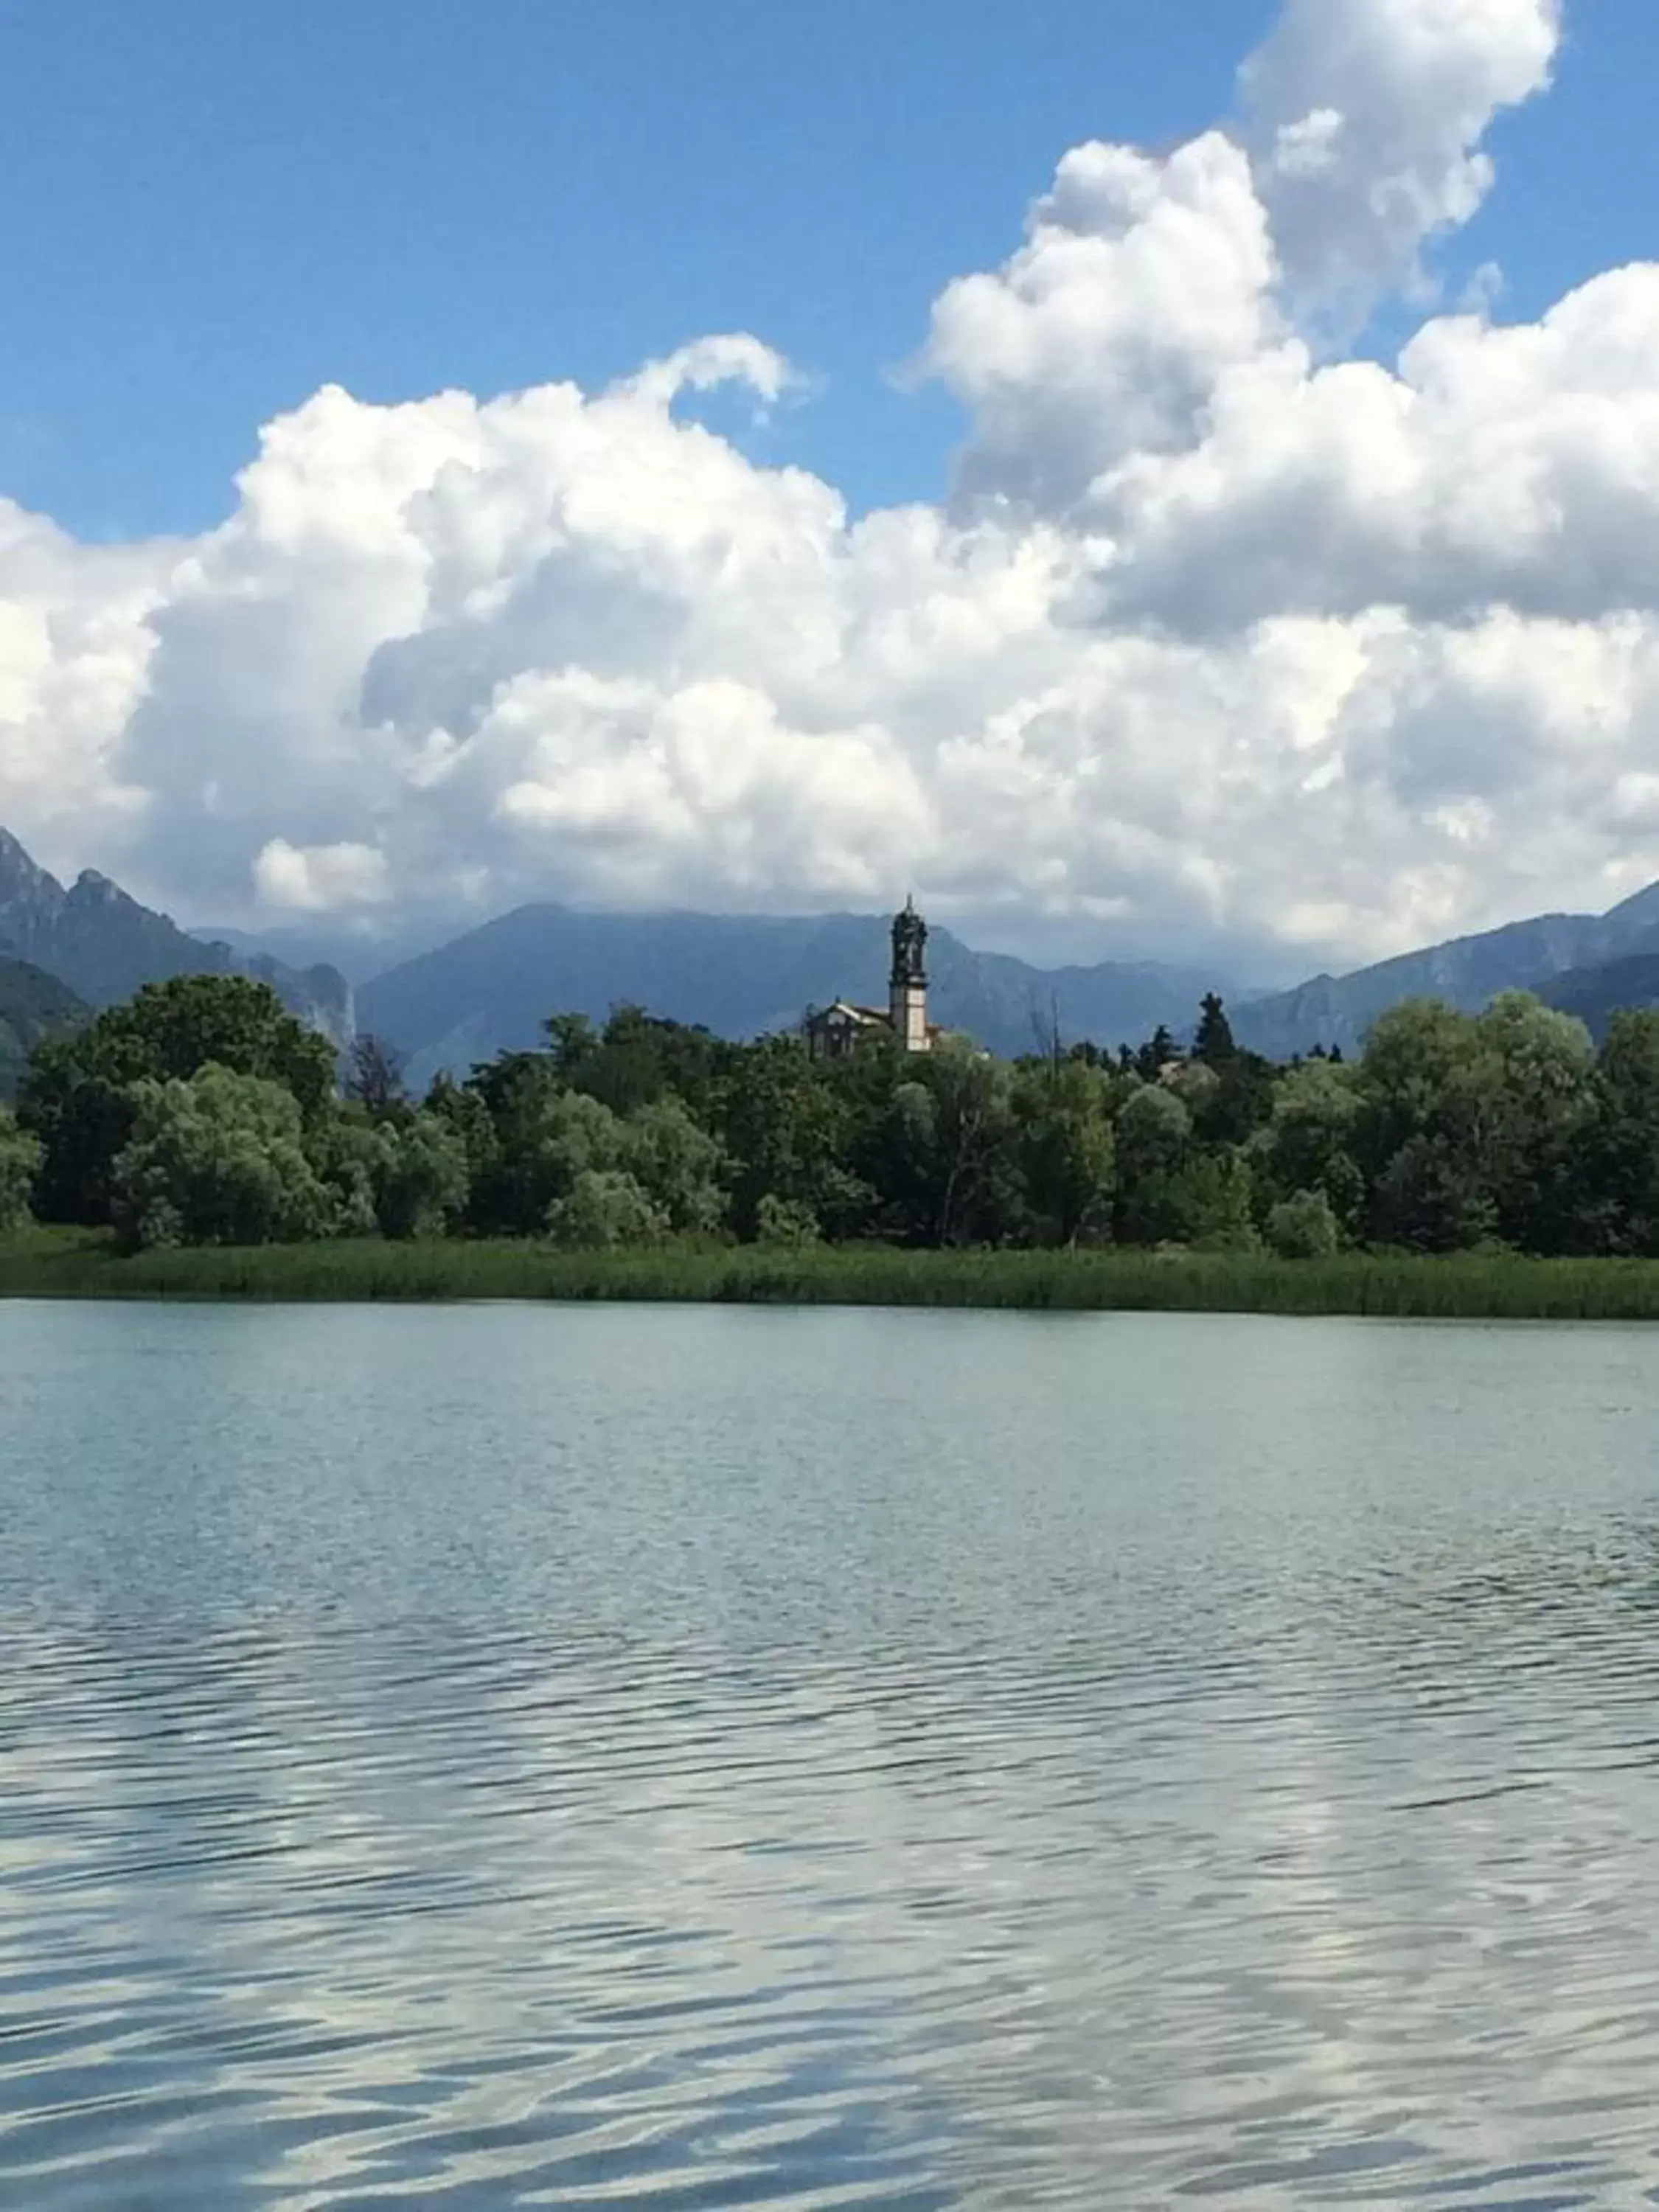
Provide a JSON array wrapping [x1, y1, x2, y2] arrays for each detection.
[[8, 1229, 1659, 1317]]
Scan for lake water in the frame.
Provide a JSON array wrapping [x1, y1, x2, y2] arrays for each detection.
[[4, 1305, 1659, 2208]]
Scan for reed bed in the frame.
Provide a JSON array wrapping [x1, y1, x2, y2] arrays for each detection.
[[7, 1229, 1659, 1318]]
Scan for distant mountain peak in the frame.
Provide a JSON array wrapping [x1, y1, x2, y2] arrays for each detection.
[[0, 825, 355, 1048], [1233, 885, 1659, 1058], [68, 869, 130, 907], [358, 902, 1238, 1083], [0, 829, 67, 919], [14, 827, 1659, 1074]]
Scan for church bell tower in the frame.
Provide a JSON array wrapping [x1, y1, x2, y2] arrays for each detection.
[[889, 896, 931, 1054]]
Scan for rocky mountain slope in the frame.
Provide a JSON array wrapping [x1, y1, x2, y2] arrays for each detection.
[[0, 830, 355, 1047]]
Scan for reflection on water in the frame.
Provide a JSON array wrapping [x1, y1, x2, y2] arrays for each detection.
[[4, 1304, 1659, 2207]]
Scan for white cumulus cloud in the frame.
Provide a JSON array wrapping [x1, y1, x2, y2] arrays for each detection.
[[924, 131, 1281, 512], [1244, 0, 1562, 321], [254, 838, 392, 911], [4, 0, 1659, 978]]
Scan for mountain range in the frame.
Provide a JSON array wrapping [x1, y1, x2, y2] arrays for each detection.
[[11, 821, 1659, 1082], [355, 905, 1234, 1087], [0, 830, 353, 1046], [1232, 880, 1659, 1057]]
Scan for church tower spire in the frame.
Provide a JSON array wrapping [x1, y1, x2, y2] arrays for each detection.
[[889, 896, 931, 1053]]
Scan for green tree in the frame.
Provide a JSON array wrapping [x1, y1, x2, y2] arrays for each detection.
[[542, 1013, 599, 1084], [1114, 1082, 1192, 1245], [549, 1005, 732, 1119], [619, 1097, 727, 1236], [1252, 1059, 1364, 1234], [1471, 992, 1596, 1252], [21, 975, 336, 1225], [546, 1168, 667, 1248], [1175, 1148, 1259, 1251], [1356, 999, 1494, 1251], [1192, 1048, 1278, 1148], [1582, 1009, 1659, 1254], [306, 1105, 381, 1237], [1012, 1057, 1116, 1246], [1371, 1133, 1496, 1253], [375, 1111, 471, 1239], [0, 1109, 41, 1233], [39, 960, 1655, 1267], [467, 1062, 624, 1233], [856, 1079, 937, 1245], [111, 1065, 334, 1251], [862, 1043, 1017, 1246], [1133, 1024, 1183, 1083], [344, 1032, 408, 1119], [754, 1192, 821, 1247], [1192, 992, 1236, 1067], [1169, 1060, 1220, 1119], [1356, 993, 1595, 1253], [933, 1045, 1020, 1246], [717, 1035, 869, 1242], [425, 1071, 500, 1214], [1267, 1187, 1341, 1259], [74, 975, 335, 1103]]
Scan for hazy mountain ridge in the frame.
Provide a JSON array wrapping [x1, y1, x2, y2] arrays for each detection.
[[0, 955, 88, 1099], [357, 904, 1235, 1082], [356, 889, 1659, 1076], [0, 830, 355, 1048], [1541, 954, 1659, 1040], [1231, 902, 1659, 1060], [198, 921, 455, 988], [21, 815, 1659, 1077]]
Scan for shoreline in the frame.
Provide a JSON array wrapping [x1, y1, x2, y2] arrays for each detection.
[[7, 1233, 1659, 1318]]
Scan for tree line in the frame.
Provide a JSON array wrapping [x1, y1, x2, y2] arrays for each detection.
[[4, 973, 1659, 1259]]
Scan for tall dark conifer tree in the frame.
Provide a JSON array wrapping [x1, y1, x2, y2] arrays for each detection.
[[1193, 993, 1236, 1067]]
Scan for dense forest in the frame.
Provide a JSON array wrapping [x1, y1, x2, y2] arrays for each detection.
[[6, 973, 1659, 1260]]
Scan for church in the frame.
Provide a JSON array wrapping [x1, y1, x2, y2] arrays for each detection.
[[804, 898, 940, 1059]]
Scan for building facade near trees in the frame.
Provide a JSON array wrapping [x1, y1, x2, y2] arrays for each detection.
[[805, 898, 940, 1060]]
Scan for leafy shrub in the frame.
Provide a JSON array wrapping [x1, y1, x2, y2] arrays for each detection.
[[620, 1099, 727, 1235], [546, 1169, 668, 1250], [111, 1065, 333, 1251], [375, 1113, 471, 1239], [20, 973, 337, 1225], [754, 1193, 820, 1247], [1266, 1187, 1341, 1260], [0, 1110, 41, 1233], [306, 1107, 381, 1237]]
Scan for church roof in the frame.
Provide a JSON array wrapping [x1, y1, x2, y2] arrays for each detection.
[[807, 999, 891, 1028], [805, 1000, 949, 1044]]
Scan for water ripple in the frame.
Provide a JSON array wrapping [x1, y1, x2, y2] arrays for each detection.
[[7, 1301, 1659, 2205]]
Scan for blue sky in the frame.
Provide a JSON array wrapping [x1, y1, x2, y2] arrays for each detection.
[[5, 0, 1648, 541]]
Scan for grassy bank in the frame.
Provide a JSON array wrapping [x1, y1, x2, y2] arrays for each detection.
[[7, 1228, 1659, 1317]]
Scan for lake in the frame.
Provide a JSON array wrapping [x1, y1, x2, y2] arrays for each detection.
[[4, 1303, 1659, 2208]]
